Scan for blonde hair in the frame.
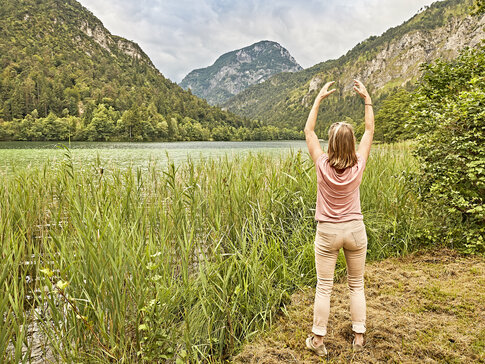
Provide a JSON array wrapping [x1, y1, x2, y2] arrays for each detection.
[[327, 122, 357, 170]]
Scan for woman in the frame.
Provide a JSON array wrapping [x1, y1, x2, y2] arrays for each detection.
[[304, 79, 374, 356]]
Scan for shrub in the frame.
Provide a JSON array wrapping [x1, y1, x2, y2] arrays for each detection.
[[374, 88, 414, 143], [411, 45, 485, 253]]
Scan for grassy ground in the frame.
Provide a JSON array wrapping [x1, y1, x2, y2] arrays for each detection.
[[0, 144, 458, 362], [234, 248, 485, 363]]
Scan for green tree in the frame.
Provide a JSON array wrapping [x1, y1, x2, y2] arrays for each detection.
[[473, 0, 484, 14], [411, 45, 485, 252], [211, 125, 232, 141], [118, 107, 139, 140], [139, 119, 156, 141], [84, 104, 116, 141], [155, 120, 169, 139], [167, 117, 179, 140], [146, 102, 164, 128], [40, 112, 70, 140], [374, 88, 413, 142], [0, 122, 8, 140], [82, 101, 96, 126]]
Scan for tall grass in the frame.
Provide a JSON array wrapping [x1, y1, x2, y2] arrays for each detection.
[[0, 143, 436, 362]]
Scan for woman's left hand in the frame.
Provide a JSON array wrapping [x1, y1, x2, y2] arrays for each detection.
[[316, 81, 337, 101]]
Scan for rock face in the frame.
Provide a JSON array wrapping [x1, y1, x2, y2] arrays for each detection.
[[299, 11, 485, 107], [80, 20, 149, 64], [179, 41, 302, 105], [224, 0, 485, 128]]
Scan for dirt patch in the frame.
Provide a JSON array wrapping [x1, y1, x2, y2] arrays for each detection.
[[233, 249, 485, 363]]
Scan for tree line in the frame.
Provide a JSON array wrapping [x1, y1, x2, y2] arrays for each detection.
[[0, 103, 302, 141]]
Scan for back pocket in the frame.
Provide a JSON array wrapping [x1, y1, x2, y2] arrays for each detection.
[[316, 230, 337, 251], [351, 227, 367, 248]]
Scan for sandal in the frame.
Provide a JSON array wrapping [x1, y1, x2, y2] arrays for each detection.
[[352, 338, 364, 352], [306, 336, 327, 356]]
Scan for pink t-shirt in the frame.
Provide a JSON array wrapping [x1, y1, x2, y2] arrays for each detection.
[[314, 153, 366, 222]]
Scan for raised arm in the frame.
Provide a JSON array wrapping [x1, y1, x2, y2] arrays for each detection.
[[304, 81, 336, 163], [353, 79, 374, 162]]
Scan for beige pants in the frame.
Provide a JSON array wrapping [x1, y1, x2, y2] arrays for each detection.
[[312, 219, 367, 336]]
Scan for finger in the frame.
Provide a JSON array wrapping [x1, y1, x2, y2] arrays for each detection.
[[328, 88, 337, 94]]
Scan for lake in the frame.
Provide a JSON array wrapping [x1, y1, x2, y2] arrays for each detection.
[[0, 140, 315, 171]]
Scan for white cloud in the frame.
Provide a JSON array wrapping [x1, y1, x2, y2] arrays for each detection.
[[78, 0, 437, 82]]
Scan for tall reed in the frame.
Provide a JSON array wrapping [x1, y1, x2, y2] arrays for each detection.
[[0, 143, 435, 362]]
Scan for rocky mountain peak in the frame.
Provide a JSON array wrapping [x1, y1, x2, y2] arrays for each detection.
[[223, 0, 484, 130], [179, 40, 302, 105]]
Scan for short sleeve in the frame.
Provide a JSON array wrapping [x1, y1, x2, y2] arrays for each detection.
[[316, 152, 327, 165], [357, 153, 366, 171], [315, 153, 328, 182]]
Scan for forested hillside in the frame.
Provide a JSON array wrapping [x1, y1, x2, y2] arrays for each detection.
[[224, 0, 484, 138], [0, 0, 301, 141]]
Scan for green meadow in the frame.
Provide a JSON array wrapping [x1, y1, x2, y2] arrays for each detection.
[[0, 142, 443, 362]]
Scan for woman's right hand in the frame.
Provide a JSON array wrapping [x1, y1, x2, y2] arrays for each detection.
[[316, 81, 337, 102], [353, 79, 371, 102]]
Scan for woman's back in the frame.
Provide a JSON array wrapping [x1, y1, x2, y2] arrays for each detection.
[[315, 152, 366, 222]]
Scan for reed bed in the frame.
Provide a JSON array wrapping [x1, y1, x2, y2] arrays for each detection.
[[0, 143, 435, 362]]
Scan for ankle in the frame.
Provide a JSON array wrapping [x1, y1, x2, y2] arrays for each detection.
[[354, 333, 364, 344], [313, 335, 324, 346]]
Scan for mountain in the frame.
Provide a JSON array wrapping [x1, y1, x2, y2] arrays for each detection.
[[223, 0, 485, 134], [0, 0, 245, 141], [179, 41, 303, 105]]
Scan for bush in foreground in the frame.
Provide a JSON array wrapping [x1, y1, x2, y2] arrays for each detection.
[[411, 45, 485, 253]]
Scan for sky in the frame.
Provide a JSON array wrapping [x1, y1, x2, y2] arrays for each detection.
[[77, 0, 438, 83]]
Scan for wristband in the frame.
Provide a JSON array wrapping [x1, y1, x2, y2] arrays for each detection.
[[365, 103, 373, 106]]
